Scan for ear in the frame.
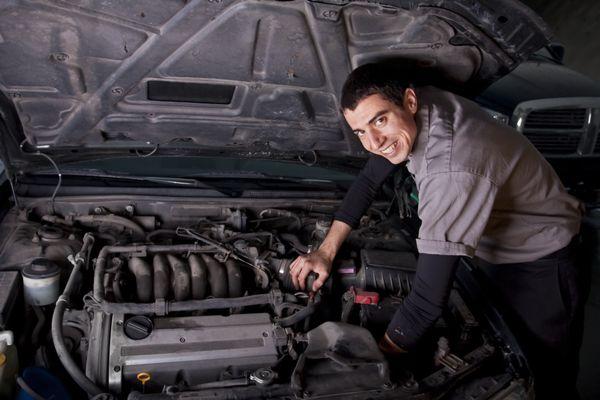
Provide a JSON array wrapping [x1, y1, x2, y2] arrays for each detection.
[[403, 88, 418, 115]]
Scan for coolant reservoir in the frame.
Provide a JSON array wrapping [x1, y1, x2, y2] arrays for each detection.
[[0, 331, 18, 400], [22, 258, 61, 306]]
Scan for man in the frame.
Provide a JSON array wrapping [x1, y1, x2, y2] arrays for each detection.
[[289, 63, 583, 399]]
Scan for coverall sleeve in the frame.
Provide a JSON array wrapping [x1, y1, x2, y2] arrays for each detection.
[[415, 171, 498, 257]]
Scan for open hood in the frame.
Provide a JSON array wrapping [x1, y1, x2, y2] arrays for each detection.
[[0, 0, 552, 171]]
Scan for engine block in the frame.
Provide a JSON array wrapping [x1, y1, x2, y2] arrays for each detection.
[[87, 312, 289, 394]]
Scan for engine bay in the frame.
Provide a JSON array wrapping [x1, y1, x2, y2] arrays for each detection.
[[0, 197, 526, 399]]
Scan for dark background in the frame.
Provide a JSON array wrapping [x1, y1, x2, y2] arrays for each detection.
[[522, 1, 600, 398], [524, 0, 600, 81]]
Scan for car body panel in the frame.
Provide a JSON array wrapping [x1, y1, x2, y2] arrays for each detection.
[[0, 0, 551, 171]]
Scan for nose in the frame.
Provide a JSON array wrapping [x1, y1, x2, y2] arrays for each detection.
[[365, 129, 385, 150]]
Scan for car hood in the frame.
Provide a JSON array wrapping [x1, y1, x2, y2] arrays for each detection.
[[477, 60, 600, 115], [0, 0, 552, 171]]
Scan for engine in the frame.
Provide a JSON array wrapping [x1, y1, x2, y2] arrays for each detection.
[[0, 200, 511, 399]]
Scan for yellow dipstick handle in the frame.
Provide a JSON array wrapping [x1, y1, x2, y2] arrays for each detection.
[[137, 372, 151, 393]]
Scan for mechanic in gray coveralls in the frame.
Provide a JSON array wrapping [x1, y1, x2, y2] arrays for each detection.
[[289, 63, 583, 399]]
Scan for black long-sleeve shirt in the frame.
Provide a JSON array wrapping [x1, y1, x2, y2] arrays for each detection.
[[333, 155, 459, 349], [333, 155, 397, 228]]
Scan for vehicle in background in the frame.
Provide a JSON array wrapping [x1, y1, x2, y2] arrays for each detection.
[[477, 45, 600, 197]]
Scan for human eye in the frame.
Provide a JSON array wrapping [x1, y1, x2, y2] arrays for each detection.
[[353, 130, 365, 137], [374, 116, 386, 127]]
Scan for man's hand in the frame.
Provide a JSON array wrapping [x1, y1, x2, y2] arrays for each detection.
[[289, 249, 333, 292], [378, 333, 407, 356], [288, 220, 352, 292]]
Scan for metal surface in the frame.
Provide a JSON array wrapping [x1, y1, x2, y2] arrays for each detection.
[[511, 97, 600, 156], [0, 0, 552, 169], [103, 313, 286, 394]]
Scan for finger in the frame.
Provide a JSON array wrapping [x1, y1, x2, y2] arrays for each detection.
[[290, 263, 301, 290], [298, 266, 311, 291], [289, 256, 302, 271], [291, 269, 299, 290], [312, 272, 328, 292], [289, 257, 304, 288]]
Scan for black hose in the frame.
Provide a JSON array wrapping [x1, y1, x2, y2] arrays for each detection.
[[280, 233, 309, 253], [52, 234, 103, 396], [31, 306, 45, 348], [278, 297, 320, 327]]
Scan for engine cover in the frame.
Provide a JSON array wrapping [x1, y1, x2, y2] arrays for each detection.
[[89, 312, 289, 394]]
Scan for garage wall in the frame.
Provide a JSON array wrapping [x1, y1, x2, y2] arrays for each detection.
[[523, 0, 600, 82]]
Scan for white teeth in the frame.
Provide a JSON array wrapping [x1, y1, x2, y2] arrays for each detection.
[[381, 141, 397, 154]]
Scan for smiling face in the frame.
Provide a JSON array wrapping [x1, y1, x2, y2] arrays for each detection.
[[343, 89, 418, 164]]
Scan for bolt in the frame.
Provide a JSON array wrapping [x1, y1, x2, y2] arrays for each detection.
[[125, 205, 135, 214], [179, 337, 186, 343], [114, 365, 121, 372], [111, 87, 124, 95], [262, 331, 269, 337], [52, 52, 69, 62]]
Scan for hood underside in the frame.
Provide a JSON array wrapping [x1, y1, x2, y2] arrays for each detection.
[[0, 0, 552, 169]]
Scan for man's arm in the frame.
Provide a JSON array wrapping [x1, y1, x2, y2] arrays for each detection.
[[290, 155, 397, 291], [385, 254, 459, 350], [290, 219, 352, 291], [333, 155, 397, 228]]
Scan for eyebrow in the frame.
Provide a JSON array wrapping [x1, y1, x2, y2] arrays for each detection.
[[352, 109, 389, 135], [368, 109, 389, 125]]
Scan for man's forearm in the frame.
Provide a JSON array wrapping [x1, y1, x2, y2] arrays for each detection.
[[386, 254, 460, 350], [318, 219, 352, 261]]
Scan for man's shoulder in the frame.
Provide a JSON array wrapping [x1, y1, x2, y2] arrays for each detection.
[[415, 86, 527, 182]]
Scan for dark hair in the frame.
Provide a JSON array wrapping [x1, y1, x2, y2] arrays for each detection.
[[341, 63, 411, 111]]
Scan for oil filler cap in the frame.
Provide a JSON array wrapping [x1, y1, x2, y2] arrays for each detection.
[[124, 316, 153, 340]]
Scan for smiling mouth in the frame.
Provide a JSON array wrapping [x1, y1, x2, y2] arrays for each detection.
[[380, 141, 398, 155]]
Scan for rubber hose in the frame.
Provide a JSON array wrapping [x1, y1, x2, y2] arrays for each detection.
[[127, 257, 153, 302], [51, 234, 103, 396], [189, 254, 208, 300], [201, 254, 227, 298]]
